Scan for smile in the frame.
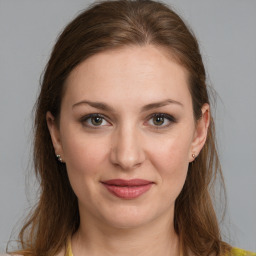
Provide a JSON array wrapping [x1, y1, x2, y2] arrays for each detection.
[[101, 179, 154, 199]]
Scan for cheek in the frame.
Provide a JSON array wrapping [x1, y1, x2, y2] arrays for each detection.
[[62, 133, 112, 209], [61, 129, 109, 188], [149, 131, 192, 168], [147, 133, 192, 196]]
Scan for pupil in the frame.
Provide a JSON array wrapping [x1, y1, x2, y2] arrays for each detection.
[[153, 116, 164, 125], [92, 117, 102, 125]]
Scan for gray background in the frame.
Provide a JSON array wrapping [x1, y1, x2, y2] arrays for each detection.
[[0, 0, 255, 253]]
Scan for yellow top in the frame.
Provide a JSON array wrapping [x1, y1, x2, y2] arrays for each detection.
[[65, 236, 255, 256], [230, 248, 256, 256]]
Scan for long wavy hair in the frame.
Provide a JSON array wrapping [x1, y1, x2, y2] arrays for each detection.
[[8, 0, 231, 255]]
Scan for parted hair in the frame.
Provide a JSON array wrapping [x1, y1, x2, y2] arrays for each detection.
[[8, 0, 231, 255]]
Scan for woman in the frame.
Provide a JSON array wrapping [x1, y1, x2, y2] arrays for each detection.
[[4, 0, 255, 255]]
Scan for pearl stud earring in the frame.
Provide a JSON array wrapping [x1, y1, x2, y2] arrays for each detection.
[[56, 154, 63, 163]]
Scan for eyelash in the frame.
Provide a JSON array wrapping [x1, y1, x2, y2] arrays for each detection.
[[80, 113, 177, 129]]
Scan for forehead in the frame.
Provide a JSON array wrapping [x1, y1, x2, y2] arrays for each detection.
[[63, 45, 191, 109]]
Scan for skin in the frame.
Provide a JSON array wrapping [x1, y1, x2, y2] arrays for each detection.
[[47, 45, 210, 256]]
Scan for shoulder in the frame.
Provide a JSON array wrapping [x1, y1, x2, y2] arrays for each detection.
[[0, 254, 21, 256], [230, 248, 256, 256], [0, 255, 20, 256], [0, 247, 65, 256]]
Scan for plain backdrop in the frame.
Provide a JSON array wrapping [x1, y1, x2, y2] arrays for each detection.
[[0, 0, 255, 253]]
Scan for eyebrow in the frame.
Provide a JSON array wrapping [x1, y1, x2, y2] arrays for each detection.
[[72, 99, 183, 112]]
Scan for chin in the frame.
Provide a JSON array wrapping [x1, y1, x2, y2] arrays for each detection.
[[99, 204, 161, 229], [106, 216, 153, 229]]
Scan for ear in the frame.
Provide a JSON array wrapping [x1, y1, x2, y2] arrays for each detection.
[[189, 104, 210, 162], [46, 111, 65, 162]]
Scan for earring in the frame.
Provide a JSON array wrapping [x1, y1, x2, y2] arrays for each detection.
[[192, 154, 196, 159], [56, 154, 63, 163]]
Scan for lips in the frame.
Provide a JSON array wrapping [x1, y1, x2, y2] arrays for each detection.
[[101, 179, 154, 199], [102, 179, 153, 186]]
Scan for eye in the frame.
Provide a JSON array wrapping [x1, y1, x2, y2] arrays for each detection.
[[147, 113, 176, 128], [81, 114, 111, 128]]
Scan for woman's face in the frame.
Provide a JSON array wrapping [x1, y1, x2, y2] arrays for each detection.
[[47, 45, 209, 229]]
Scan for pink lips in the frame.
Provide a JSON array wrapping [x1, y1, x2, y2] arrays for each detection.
[[101, 179, 154, 199]]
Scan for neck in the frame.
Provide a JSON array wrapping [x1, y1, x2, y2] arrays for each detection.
[[71, 209, 180, 256]]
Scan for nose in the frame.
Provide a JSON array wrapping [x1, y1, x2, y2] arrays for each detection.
[[110, 125, 146, 170]]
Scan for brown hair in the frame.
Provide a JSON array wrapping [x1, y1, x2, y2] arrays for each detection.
[[8, 0, 231, 255]]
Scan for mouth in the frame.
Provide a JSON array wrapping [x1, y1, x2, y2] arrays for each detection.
[[101, 179, 154, 199]]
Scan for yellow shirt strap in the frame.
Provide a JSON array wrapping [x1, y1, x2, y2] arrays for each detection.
[[65, 235, 73, 256]]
